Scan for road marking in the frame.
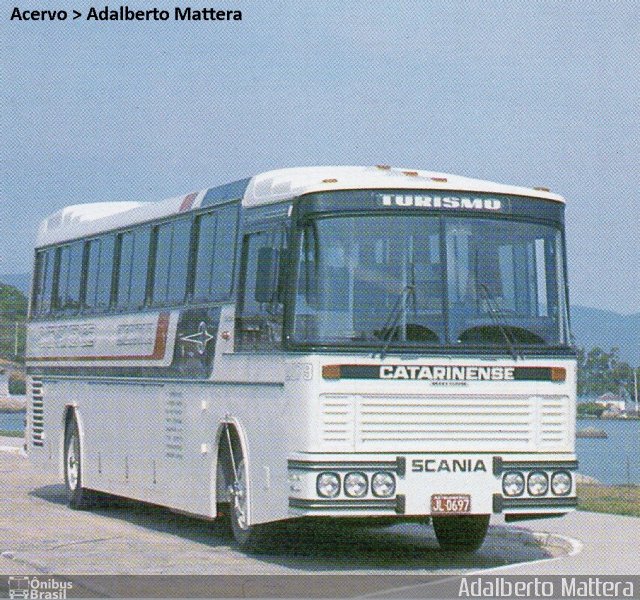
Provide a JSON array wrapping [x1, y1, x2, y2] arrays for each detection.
[[357, 529, 584, 599], [467, 531, 583, 577]]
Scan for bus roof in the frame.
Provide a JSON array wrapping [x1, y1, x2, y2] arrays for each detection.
[[35, 165, 565, 247]]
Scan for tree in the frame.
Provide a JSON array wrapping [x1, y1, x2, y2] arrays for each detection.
[[0, 283, 28, 361], [576, 345, 638, 401]]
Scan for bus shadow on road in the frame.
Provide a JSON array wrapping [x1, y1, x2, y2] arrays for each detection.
[[31, 483, 233, 547], [250, 520, 554, 571], [31, 483, 554, 571]]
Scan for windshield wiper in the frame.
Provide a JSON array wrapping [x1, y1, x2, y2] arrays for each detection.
[[476, 283, 520, 361], [373, 279, 417, 360]]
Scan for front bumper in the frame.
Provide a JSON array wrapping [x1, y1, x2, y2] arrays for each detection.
[[288, 453, 578, 518]]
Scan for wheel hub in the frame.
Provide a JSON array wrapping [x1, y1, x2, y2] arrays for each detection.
[[232, 462, 249, 530], [66, 437, 79, 490]]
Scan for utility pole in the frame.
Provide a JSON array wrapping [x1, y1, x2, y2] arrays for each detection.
[[14, 322, 19, 358], [635, 368, 639, 416]]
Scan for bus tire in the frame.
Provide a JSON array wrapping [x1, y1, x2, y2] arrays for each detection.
[[64, 414, 92, 510], [229, 458, 270, 552], [432, 515, 490, 552]]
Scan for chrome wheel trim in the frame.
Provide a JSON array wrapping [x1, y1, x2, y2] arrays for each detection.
[[232, 460, 249, 530], [66, 431, 79, 491]]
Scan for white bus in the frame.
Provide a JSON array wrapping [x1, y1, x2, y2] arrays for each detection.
[[26, 166, 577, 552]]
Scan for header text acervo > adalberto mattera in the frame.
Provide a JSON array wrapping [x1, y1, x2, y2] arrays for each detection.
[[10, 6, 243, 21]]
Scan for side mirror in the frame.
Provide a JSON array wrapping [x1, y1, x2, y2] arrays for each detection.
[[255, 247, 279, 303]]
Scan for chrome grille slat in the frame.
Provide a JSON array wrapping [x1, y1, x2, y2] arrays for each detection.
[[319, 393, 569, 451]]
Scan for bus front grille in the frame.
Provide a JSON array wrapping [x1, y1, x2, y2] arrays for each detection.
[[319, 394, 570, 452]]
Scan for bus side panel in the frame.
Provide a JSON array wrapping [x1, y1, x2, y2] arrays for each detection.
[[73, 380, 213, 516], [30, 375, 291, 524]]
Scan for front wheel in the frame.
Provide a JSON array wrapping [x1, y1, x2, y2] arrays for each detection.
[[432, 515, 490, 552], [64, 416, 93, 509], [230, 459, 270, 552]]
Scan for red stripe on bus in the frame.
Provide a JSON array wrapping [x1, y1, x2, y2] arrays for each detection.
[[27, 312, 171, 362], [178, 192, 198, 212]]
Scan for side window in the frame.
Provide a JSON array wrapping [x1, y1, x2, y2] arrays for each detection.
[[116, 232, 134, 309], [115, 227, 151, 310], [193, 204, 238, 302], [84, 239, 101, 310], [84, 236, 115, 311], [151, 218, 192, 306], [55, 242, 83, 313], [130, 228, 151, 308], [236, 228, 287, 351], [32, 249, 55, 316], [96, 235, 116, 310]]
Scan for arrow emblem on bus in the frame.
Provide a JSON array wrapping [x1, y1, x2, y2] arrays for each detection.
[[179, 322, 214, 355]]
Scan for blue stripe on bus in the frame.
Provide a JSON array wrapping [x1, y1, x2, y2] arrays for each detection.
[[201, 178, 251, 207]]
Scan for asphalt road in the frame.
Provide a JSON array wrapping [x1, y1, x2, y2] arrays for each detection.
[[1, 442, 638, 597]]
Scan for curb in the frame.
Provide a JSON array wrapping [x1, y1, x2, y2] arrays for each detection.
[[531, 531, 583, 557]]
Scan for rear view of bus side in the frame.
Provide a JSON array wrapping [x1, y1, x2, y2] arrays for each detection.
[[26, 166, 578, 551]]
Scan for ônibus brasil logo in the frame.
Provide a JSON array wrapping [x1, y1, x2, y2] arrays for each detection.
[[8, 576, 73, 599]]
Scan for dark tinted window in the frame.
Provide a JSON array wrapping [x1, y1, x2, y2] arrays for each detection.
[[151, 218, 191, 306], [237, 228, 286, 350], [96, 235, 115, 310], [211, 206, 238, 299], [116, 228, 151, 309], [193, 212, 217, 301], [55, 242, 83, 312], [84, 236, 115, 310], [193, 205, 238, 302], [116, 232, 134, 309], [84, 239, 100, 310], [130, 227, 151, 309], [32, 249, 55, 315]]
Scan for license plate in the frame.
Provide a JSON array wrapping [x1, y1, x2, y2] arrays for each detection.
[[431, 494, 471, 514]]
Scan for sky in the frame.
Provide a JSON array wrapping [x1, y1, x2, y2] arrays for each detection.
[[1, 1, 639, 313]]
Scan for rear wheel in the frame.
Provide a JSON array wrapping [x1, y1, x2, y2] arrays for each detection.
[[64, 415, 92, 509], [432, 515, 490, 551]]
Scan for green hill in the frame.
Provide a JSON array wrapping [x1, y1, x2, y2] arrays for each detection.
[[0, 283, 27, 362]]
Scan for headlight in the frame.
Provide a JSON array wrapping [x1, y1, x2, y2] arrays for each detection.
[[316, 472, 340, 498], [344, 472, 368, 497], [371, 472, 396, 498], [551, 471, 572, 496], [527, 471, 549, 496], [502, 471, 525, 497]]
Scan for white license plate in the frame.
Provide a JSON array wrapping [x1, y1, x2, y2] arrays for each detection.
[[431, 494, 471, 514]]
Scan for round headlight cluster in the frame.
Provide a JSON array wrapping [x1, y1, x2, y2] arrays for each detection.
[[527, 471, 549, 496], [316, 472, 340, 498], [371, 472, 396, 498], [344, 472, 368, 497], [502, 471, 525, 497], [551, 471, 572, 496], [502, 470, 573, 498], [316, 471, 396, 498]]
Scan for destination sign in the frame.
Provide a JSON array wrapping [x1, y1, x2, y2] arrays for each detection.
[[380, 194, 502, 211], [322, 364, 566, 382]]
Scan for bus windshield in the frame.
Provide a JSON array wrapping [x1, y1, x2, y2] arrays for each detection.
[[291, 214, 570, 351]]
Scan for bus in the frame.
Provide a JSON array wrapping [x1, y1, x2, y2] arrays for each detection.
[[26, 166, 577, 552]]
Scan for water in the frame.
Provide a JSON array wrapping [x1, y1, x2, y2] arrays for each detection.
[[1, 411, 637, 484], [576, 418, 640, 485], [0, 411, 25, 434]]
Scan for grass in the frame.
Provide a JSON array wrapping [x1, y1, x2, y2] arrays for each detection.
[[0, 429, 23, 438], [577, 483, 640, 518]]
